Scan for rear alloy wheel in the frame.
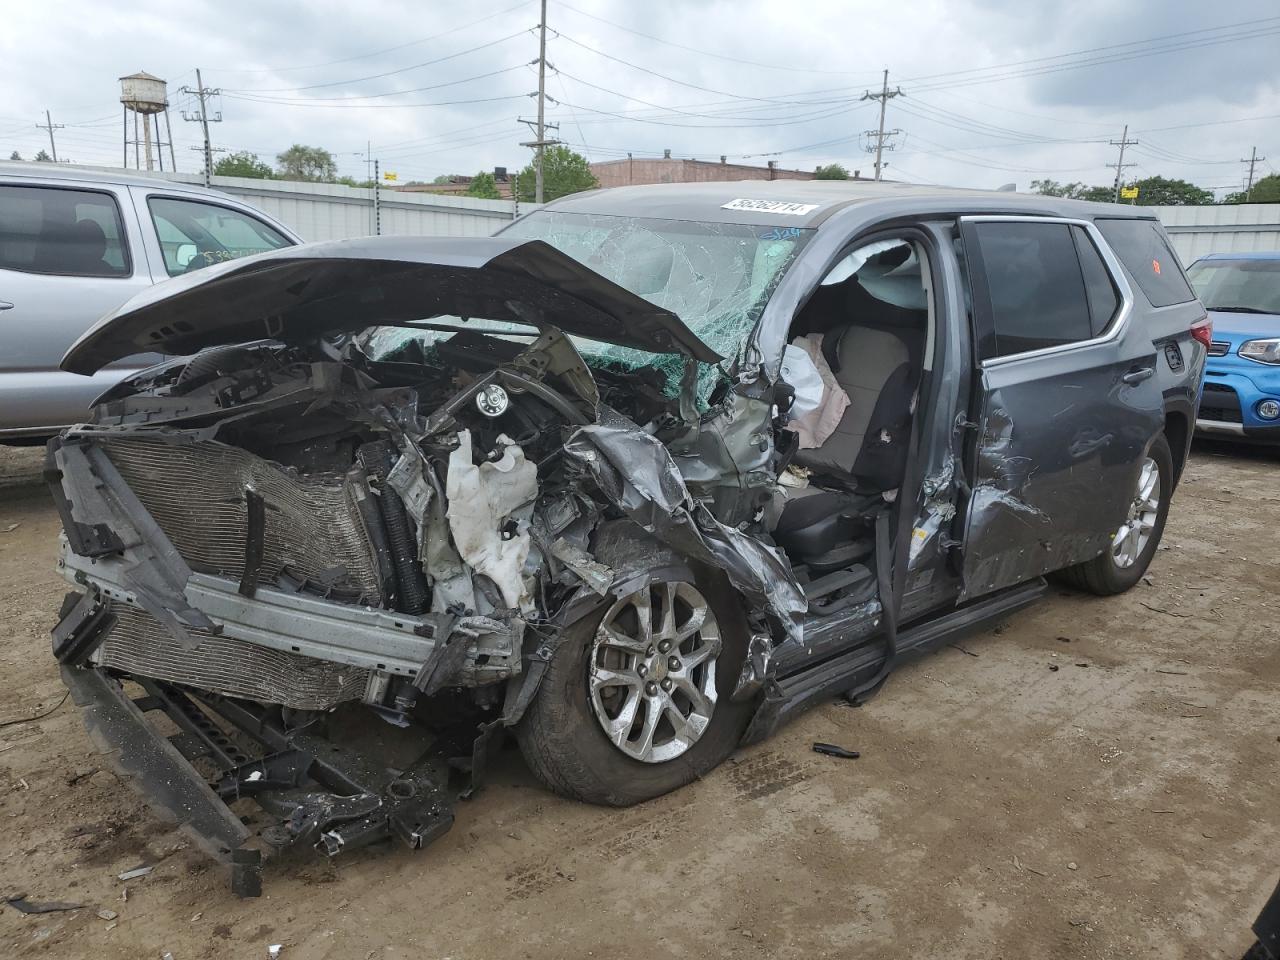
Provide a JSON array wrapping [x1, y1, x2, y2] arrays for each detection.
[[1061, 433, 1172, 596], [517, 569, 753, 806], [1111, 457, 1161, 569]]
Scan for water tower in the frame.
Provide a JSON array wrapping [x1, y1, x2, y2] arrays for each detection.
[[120, 71, 176, 172]]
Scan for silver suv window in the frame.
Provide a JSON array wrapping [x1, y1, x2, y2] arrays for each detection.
[[147, 196, 291, 276], [0, 184, 130, 277]]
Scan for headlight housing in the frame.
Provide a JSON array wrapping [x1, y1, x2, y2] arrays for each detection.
[[1238, 338, 1280, 364]]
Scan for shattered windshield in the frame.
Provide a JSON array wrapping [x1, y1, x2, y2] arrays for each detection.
[[361, 211, 812, 402]]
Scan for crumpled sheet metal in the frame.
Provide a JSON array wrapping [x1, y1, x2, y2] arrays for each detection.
[[563, 420, 805, 644]]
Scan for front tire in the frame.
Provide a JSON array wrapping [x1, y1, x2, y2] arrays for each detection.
[[517, 567, 752, 806], [1061, 433, 1173, 596]]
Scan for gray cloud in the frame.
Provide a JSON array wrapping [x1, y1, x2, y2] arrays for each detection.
[[1, 0, 1274, 195]]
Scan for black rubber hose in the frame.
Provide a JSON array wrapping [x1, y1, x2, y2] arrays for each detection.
[[357, 441, 429, 615]]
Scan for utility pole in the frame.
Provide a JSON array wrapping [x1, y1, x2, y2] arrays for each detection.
[[1108, 124, 1139, 203], [1241, 146, 1266, 200], [518, 0, 559, 204], [860, 70, 902, 181], [36, 110, 63, 162], [374, 159, 381, 236], [180, 69, 222, 188]]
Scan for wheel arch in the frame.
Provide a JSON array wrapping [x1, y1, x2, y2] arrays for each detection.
[[1162, 409, 1190, 489]]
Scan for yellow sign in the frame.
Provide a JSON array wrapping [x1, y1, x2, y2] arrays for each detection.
[[1120, 186, 1139, 199], [383, 171, 398, 182]]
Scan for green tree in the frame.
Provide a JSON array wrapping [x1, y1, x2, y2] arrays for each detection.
[[275, 144, 337, 182], [1031, 179, 1101, 200], [516, 146, 598, 203], [8, 151, 20, 161], [814, 163, 850, 180], [1222, 173, 1280, 204], [432, 174, 463, 185], [34, 149, 51, 162], [213, 151, 273, 179], [1122, 175, 1213, 206], [466, 171, 502, 199]]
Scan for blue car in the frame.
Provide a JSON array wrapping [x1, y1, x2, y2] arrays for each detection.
[[1187, 252, 1280, 442]]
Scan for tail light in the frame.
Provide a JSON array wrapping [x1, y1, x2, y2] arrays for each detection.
[[1191, 317, 1213, 350]]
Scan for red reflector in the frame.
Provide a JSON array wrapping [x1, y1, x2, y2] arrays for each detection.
[[1191, 318, 1213, 349]]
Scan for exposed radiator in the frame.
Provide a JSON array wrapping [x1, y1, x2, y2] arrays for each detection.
[[95, 603, 371, 710], [100, 436, 383, 602]]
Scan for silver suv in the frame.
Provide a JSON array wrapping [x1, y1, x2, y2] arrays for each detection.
[[0, 163, 299, 441]]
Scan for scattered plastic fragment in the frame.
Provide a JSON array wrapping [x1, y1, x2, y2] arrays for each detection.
[[97, 908, 118, 921], [269, 945, 283, 958], [812, 742, 860, 759], [3, 893, 85, 914], [117, 865, 154, 881]]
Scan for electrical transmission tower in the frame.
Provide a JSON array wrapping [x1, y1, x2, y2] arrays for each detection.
[[860, 70, 903, 181], [1108, 124, 1139, 202], [36, 110, 64, 162], [1241, 146, 1266, 200], [179, 69, 222, 187]]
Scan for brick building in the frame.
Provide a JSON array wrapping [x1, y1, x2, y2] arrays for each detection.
[[588, 152, 866, 189]]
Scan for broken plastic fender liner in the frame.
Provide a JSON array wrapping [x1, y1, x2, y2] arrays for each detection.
[[563, 421, 805, 644]]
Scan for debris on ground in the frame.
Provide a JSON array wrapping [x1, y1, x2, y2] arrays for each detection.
[[812, 742, 860, 759], [3, 893, 86, 914], [117, 865, 154, 881], [96, 907, 118, 921]]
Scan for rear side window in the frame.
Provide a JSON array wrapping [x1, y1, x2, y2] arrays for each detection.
[[0, 184, 130, 277], [1072, 226, 1120, 336], [970, 221, 1094, 357], [1094, 218, 1194, 308], [147, 196, 291, 276]]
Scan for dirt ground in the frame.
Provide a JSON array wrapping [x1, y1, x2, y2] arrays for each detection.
[[1, 439, 1278, 959]]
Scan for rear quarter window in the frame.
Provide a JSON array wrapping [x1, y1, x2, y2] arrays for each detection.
[[1094, 218, 1193, 308]]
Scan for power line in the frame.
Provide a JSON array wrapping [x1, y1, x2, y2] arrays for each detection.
[[225, 63, 532, 104], [902, 15, 1280, 86], [224, 28, 534, 93], [556, 1, 877, 77], [221, 93, 532, 111], [213, 2, 533, 75], [910, 25, 1280, 93]]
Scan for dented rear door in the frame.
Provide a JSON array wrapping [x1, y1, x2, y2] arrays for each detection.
[[954, 215, 1163, 599]]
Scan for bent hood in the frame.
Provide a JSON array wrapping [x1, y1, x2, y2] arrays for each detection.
[[63, 235, 721, 375]]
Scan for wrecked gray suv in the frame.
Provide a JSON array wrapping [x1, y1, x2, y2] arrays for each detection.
[[47, 182, 1208, 894]]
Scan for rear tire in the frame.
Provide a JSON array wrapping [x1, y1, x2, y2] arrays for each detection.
[[1060, 433, 1173, 596], [517, 566, 752, 806]]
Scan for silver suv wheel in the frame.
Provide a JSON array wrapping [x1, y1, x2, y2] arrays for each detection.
[[1111, 456, 1161, 569], [587, 582, 722, 764]]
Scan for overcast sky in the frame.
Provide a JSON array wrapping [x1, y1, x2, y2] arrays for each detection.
[[2, 0, 1276, 195]]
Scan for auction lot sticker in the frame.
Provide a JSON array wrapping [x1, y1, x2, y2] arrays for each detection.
[[721, 198, 819, 216]]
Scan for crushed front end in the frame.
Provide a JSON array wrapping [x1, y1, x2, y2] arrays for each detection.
[[47, 237, 808, 894]]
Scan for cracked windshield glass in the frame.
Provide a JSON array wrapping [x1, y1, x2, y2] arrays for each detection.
[[362, 211, 812, 401]]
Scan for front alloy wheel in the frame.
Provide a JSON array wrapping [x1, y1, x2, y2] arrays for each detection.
[[516, 560, 753, 807], [1111, 456, 1161, 568], [588, 583, 722, 763]]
